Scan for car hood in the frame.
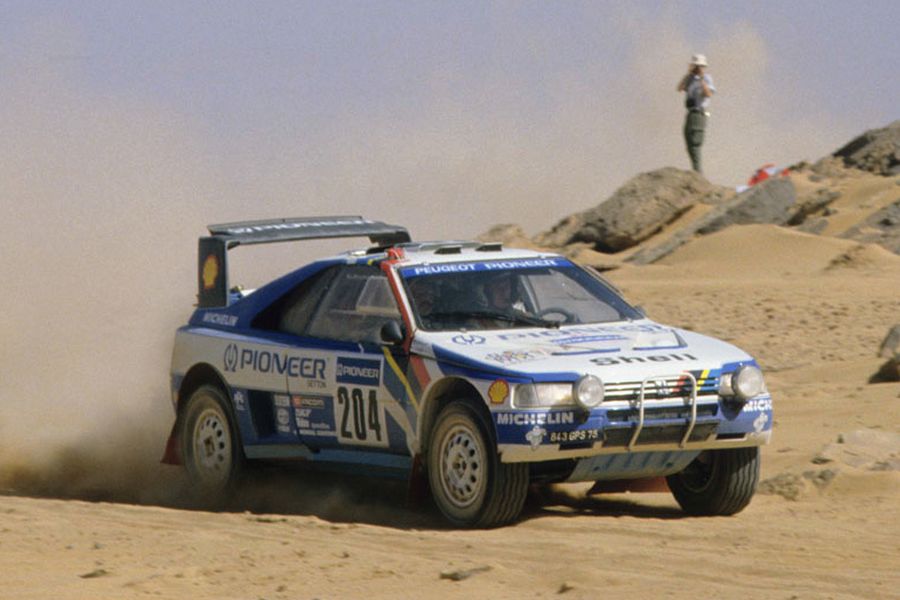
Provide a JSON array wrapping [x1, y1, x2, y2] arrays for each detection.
[[411, 320, 753, 381]]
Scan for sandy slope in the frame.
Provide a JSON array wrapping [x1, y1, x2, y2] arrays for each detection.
[[2, 222, 900, 599]]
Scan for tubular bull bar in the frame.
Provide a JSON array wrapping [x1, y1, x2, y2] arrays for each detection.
[[627, 372, 698, 451]]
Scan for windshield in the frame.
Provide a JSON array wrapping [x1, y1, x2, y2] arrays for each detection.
[[400, 258, 641, 331]]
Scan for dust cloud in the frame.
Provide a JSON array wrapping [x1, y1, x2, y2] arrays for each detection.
[[0, 13, 867, 505]]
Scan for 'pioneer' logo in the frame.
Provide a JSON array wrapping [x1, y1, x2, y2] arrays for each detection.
[[223, 344, 326, 380], [336, 357, 381, 386], [224, 343, 239, 372]]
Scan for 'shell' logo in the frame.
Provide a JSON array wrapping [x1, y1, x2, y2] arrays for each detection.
[[224, 343, 239, 372], [202, 254, 219, 290]]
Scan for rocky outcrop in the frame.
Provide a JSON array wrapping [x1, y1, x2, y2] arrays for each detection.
[[831, 120, 900, 176], [535, 168, 730, 253], [841, 199, 900, 255], [477, 224, 537, 249], [629, 177, 797, 264], [479, 120, 900, 267]]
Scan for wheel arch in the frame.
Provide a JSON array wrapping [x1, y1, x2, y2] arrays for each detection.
[[162, 363, 233, 466], [177, 363, 231, 416], [417, 376, 494, 457]]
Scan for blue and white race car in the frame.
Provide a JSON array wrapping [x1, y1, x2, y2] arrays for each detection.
[[163, 216, 772, 527]]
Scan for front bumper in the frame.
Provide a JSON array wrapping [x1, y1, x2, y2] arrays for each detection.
[[493, 372, 772, 464]]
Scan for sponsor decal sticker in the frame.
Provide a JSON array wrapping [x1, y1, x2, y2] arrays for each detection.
[[451, 334, 486, 346], [292, 395, 325, 409], [202, 254, 219, 290], [590, 352, 697, 366], [488, 380, 510, 405], [525, 426, 546, 450], [744, 397, 772, 412], [753, 412, 769, 434], [335, 357, 381, 386], [203, 312, 238, 327], [232, 390, 246, 411], [222, 345, 326, 380], [485, 349, 549, 365], [224, 343, 239, 372], [402, 258, 565, 278], [496, 411, 576, 426]]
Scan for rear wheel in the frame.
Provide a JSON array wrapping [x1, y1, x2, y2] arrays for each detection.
[[179, 384, 244, 498], [667, 447, 759, 516], [427, 401, 528, 527]]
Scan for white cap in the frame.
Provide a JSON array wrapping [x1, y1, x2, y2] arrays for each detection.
[[690, 54, 708, 67]]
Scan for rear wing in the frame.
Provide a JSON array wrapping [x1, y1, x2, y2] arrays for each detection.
[[197, 216, 410, 308]]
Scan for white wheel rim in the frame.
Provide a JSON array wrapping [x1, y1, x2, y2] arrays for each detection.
[[192, 406, 232, 486], [438, 423, 486, 509]]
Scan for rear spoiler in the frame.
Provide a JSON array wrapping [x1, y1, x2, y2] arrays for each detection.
[[197, 216, 410, 308]]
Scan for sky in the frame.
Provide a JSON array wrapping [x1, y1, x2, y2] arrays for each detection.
[[0, 1, 897, 485]]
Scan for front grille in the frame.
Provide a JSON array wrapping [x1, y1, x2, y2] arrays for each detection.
[[604, 373, 719, 401], [606, 404, 718, 423]]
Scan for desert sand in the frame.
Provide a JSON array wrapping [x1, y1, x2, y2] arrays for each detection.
[[2, 179, 900, 598]]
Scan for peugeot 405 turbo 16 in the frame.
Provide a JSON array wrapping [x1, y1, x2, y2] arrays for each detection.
[[163, 216, 772, 527]]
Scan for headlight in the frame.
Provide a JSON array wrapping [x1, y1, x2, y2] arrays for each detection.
[[574, 375, 604, 409], [719, 365, 766, 400], [513, 383, 573, 408]]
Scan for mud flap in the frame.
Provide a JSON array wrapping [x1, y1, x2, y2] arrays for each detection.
[[405, 454, 429, 506], [160, 422, 182, 465]]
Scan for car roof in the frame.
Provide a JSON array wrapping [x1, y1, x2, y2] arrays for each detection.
[[338, 241, 564, 268]]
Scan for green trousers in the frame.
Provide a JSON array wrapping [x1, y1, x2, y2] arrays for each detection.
[[683, 110, 707, 173]]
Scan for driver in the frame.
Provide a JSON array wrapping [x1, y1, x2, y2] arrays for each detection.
[[470, 273, 529, 328], [483, 272, 525, 313]]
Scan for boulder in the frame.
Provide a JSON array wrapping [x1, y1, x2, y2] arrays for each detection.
[[832, 120, 900, 176], [696, 177, 796, 235], [871, 324, 900, 383], [629, 177, 797, 264], [535, 167, 729, 253]]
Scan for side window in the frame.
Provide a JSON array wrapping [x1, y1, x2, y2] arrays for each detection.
[[252, 267, 337, 335], [306, 266, 401, 343]]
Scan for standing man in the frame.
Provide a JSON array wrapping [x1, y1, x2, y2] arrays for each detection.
[[677, 54, 716, 173]]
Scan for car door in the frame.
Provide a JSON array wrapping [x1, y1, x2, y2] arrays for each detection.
[[285, 264, 414, 456]]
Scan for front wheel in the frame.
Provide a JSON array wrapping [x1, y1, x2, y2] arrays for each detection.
[[667, 447, 760, 516], [427, 402, 528, 528], [179, 384, 244, 499]]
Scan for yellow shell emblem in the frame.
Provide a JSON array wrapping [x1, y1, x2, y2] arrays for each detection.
[[488, 379, 510, 405], [202, 254, 219, 290]]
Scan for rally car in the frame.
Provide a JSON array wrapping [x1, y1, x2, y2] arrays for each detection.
[[164, 216, 772, 527]]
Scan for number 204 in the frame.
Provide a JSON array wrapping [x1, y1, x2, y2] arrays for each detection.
[[336, 386, 385, 446]]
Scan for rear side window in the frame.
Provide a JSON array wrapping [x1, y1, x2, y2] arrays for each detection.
[[252, 267, 338, 335]]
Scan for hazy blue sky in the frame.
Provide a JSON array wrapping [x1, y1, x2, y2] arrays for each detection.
[[3, 1, 897, 238]]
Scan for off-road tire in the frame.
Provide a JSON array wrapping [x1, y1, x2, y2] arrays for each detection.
[[427, 401, 528, 528], [667, 447, 760, 516], [179, 384, 244, 500]]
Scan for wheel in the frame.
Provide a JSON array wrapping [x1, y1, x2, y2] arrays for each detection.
[[179, 384, 244, 498], [666, 447, 760, 516], [427, 401, 528, 528], [536, 306, 578, 324]]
